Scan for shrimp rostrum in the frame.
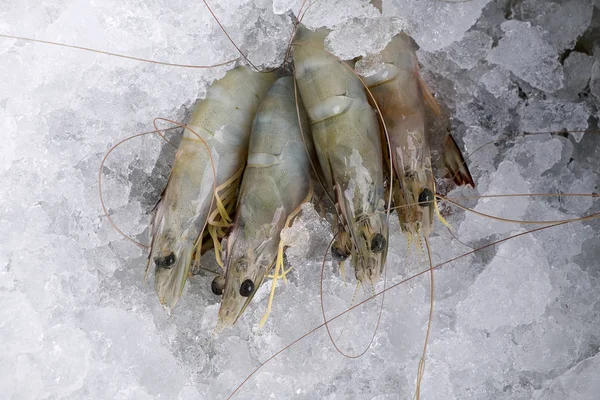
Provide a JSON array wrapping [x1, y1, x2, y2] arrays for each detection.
[[149, 67, 275, 309], [293, 25, 389, 288], [215, 75, 314, 330]]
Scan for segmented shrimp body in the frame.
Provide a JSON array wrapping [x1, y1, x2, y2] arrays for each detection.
[[293, 25, 389, 287], [149, 67, 275, 309], [362, 33, 473, 242], [215, 76, 313, 330]]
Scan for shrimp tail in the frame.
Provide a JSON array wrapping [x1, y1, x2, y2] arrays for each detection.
[[442, 133, 475, 188]]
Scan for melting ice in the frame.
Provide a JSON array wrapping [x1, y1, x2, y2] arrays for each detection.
[[1, 0, 599, 399]]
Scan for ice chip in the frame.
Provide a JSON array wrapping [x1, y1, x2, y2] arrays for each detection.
[[534, 352, 600, 400], [387, 0, 491, 51], [487, 20, 564, 93], [456, 233, 552, 331], [519, 99, 590, 143], [444, 30, 493, 69]]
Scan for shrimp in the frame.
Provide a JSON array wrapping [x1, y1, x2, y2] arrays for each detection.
[[359, 30, 476, 398], [7, 2, 600, 400], [293, 25, 389, 287], [360, 32, 474, 245], [215, 75, 313, 331], [149, 66, 276, 309]]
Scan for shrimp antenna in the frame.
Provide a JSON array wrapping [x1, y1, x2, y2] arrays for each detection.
[[202, 0, 261, 72], [203, 0, 311, 73], [0, 33, 236, 68], [523, 129, 600, 136], [98, 125, 181, 249], [438, 194, 599, 225], [452, 193, 600, 201], [318, 230, 387, 359], [384, 193, 600, 227], [281, 0, 313, 67], [386, 190, 599, 263], [413, 235, 434, 400]]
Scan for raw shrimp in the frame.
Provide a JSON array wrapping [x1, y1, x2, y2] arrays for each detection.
[[6, 2, 600, 400], [361, 32, 474, 244], [149, 66, 275, 309], [215, 75, 314, 331], [293, 25, 389, 287], [359, 29, 475, 398]]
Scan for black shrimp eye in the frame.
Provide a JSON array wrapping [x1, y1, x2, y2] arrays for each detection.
[[154, 252, 176, 269], [371, 233, 386, 253], [418, 188, 434, 207], [211, 276, 225, 296], [331, 246, 349, 262], [239, 279, 254, 297], [164, 252, 176, 266]]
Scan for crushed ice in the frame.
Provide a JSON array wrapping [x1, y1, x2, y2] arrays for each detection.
[[1, 0, 599, 398]]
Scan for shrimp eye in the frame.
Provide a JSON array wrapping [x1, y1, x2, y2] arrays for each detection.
[[331, 246, 349, 262], [371, 234, 386, 253], [211, 276, 225, 296], [154, 252, 176, 269], [418, 188, 434, 207], [164, 253, 176, 266], [239, 279, 254, 297]]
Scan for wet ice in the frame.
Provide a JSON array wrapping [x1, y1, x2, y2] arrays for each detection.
[[487, 20, 564, 93], [1, 0, 600, 399]]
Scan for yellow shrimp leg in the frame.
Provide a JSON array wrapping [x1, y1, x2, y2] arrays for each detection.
[[206, 166, 245, 269], [259, 183, 314, 328], [213, 165, 245, 224], [191, 165, 245, 274]]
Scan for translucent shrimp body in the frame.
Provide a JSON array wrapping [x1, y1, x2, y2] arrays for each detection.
[[361, 33, 474, 241], [361, 33, 437, 239], [293, 26, 388, 287], [215, 76, 313, 330], [149, 67, 275, 309]]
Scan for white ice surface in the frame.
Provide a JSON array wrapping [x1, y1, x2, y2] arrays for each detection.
[[1, 0, 599, 399], [487, 20, 564, 93]]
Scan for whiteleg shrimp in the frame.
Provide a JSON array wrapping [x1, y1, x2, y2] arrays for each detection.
[[3, 0, 600, 399], [215, 75, 314, 331], [149, 67, 275, 310]]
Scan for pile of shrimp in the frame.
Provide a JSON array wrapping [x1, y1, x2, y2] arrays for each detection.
[[5, 0, 599, 398]]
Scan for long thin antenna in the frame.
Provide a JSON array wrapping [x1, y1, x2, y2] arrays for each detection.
[[202, 0, 261, 71], [0, 33, 236, 68], [414, 236, 435, 400], [319, 232, 387, 359]]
